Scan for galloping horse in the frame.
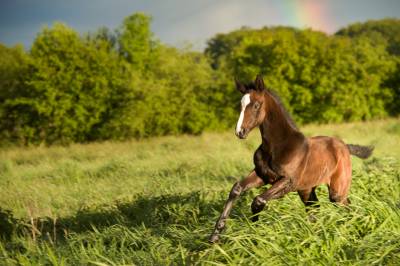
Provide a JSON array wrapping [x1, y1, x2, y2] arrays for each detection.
[[209, 75, 373, 243]]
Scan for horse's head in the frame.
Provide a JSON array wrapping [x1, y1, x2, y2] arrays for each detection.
[[235, 75, 267, 139]]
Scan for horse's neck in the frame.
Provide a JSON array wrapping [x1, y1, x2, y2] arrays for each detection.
[[259, 97, 302, 154]]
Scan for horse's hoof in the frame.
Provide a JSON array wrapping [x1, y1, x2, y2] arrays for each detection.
[[251, 196, 266, 214], [209, 234, 220, 244], [251, 215, 259, 222], [308, 213, 317, 223]]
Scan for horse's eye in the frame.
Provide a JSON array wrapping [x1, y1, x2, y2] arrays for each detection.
[[254, 102, 260, 110]]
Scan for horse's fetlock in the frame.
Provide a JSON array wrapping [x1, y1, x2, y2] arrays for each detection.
[[217, 220, 225, 229], [254, 196, 266, 206], [329, 193, 342, 203]]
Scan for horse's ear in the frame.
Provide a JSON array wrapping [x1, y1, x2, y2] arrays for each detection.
[[235, 77, 247, 94], [254, 74, 265, 91]]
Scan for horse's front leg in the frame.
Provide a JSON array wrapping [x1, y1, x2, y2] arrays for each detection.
[[209, 170, 264, 243], [251, 176, 294, 222]]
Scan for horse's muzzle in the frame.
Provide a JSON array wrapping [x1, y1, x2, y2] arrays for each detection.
[[236, 128, 248, 139]]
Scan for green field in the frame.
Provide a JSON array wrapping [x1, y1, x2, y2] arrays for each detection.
[[1, 119, 399, 265]]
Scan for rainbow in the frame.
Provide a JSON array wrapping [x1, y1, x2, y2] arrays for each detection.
[[275, 1, 335, 33]]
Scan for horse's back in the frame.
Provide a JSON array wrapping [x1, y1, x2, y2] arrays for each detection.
[[308, 135, 348, 153], [307, 135, 351, 164]]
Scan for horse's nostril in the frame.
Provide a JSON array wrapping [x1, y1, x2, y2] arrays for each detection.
[[237, 129, 246, 139]]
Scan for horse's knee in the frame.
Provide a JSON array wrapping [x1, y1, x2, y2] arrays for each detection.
[[229, 182, 243, 199]]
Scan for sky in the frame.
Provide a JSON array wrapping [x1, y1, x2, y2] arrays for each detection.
[[1, 0, 400, 50]]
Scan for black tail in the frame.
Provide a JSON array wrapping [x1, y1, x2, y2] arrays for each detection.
[[347, 144, 374, 159]]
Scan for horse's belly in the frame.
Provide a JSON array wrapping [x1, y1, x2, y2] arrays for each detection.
[[295, 169, 331, 190]]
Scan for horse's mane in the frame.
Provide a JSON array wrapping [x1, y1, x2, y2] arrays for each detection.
[[266, 89, 298, 130]]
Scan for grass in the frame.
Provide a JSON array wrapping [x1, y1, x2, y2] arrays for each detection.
[[0, 118, 399, 265]]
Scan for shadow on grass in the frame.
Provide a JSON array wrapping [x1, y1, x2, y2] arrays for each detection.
[[1, 190, 241, 252]]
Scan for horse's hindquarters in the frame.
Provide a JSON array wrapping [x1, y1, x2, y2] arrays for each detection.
[[294, 136, 351, 191]]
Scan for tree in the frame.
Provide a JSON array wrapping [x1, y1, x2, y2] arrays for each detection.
[[0, 44, 32, 144], [336, 19, 400, 115], [205, 26, 396, 123], [118, 13, 159, 73], [1, 23, 127, 144]]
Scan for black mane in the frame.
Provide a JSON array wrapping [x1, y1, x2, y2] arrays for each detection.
[[266, 89, 298, 130]]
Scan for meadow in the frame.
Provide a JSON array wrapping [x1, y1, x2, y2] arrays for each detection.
[[0, 119, 399, 265]]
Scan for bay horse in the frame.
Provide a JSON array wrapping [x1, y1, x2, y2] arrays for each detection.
[[209, 75, 373, 243]]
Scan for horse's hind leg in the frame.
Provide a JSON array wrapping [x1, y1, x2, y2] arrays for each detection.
[[209, 170, 264, 243], [298, 187, 319, 222], [328, 169, 351, 205], [329, 187, 351, 205]]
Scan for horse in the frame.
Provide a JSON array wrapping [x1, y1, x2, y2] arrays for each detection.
[[209, 75, 373, 243]]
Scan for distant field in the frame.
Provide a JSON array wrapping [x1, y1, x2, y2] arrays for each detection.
[[1, 119, 399, 265]]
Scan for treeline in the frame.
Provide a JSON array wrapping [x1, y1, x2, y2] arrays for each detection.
[[0, 14, 399, 144]]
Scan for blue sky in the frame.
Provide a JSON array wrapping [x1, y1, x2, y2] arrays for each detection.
[[1, 0, 399, 50]]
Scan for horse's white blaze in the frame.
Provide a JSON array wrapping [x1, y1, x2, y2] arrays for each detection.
[[236, 94, 251, 134]]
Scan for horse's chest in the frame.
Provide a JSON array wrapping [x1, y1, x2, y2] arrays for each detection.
[[253, 147, 281, 184]]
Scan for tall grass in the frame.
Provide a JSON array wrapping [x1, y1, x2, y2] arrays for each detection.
[[0, 119, 399, 265]]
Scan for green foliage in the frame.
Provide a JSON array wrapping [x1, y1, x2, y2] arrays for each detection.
[[0, 15, 400, 144], [336, 18, 400, 55], [118, 13, 158, 72], [0, 23, 127, 144], [96, 46, 218, 139], [0, 44, 33, 144], [207, 26, 396, 123], [336, 18, 400, 115]]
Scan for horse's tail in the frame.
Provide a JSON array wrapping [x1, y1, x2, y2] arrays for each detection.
[[347, 144, 374, 159]]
